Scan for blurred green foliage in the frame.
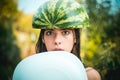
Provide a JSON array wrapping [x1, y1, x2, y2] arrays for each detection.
[[0, 0, 21, 79], [0, 0, 40, 79], [82, 0, 120, 80]]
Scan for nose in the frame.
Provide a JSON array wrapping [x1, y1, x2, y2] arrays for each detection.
[[54, 33, 62, 45]]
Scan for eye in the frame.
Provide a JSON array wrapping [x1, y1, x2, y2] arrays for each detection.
[[45, 30, 54, 36], [62, 30, 70, 35]]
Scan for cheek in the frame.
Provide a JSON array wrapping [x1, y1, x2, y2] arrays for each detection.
[[64, 36, 75, 50], [44, 38, 53, 50], [69, 39, 75, 48], [66, 35, 75, 43]]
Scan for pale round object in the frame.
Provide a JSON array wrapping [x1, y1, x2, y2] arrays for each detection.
[[13, 51, 88, 80]]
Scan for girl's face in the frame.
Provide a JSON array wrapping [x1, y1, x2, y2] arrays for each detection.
[[42, 29, 76, 52]]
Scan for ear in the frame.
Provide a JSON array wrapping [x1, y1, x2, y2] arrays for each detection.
[[74, 38, 76, 43], [74, 35, 76, 43], [42, 38, 45, 43], [73, 30, 76, 43]]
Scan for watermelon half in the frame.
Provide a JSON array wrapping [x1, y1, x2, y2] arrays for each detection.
[[32, 0, 89, 29]]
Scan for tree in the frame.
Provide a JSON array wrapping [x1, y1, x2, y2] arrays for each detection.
[[82, 0, 120, 80], [0, 0, 21, 79]]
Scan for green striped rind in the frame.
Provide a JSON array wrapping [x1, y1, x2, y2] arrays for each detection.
[[32, 0, 89, 29]]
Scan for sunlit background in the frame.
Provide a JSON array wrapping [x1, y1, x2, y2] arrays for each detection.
[[0, 0, 120, 80], [18, 0, 48, 14]]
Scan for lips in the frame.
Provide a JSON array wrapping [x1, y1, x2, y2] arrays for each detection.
[[52, 48, 64, 51]]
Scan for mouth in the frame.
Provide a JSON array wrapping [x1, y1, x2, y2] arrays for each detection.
[[52, 48, 64, 51]]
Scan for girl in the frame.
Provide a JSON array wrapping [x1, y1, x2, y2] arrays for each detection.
[[32, 0, 101, 80]]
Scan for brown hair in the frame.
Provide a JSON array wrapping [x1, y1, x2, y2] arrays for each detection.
[[35, 29, 81, 59]]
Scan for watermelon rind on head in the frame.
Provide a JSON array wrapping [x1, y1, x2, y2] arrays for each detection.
[[32, 0, 89, 29]]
